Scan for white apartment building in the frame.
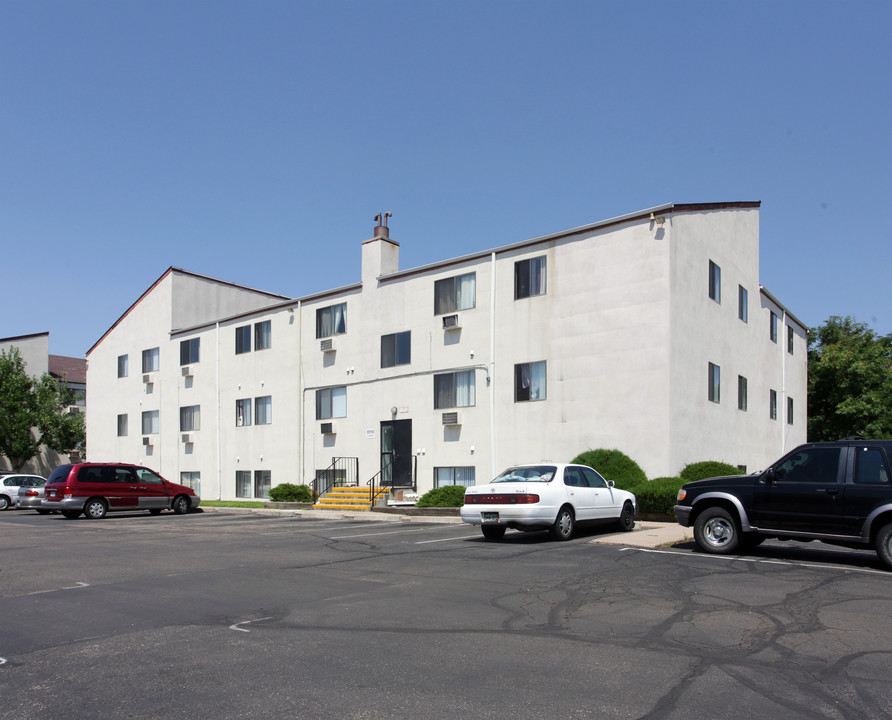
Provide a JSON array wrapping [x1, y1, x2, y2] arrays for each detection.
[[1, 332, 87, 474], [85, 202, 807, 500]]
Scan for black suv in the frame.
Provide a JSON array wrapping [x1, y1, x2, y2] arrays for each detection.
[[674, 439, 892, 568]]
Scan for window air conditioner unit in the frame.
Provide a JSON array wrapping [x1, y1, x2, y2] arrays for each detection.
[[320, 422, 335, 435], [442, 411, 460, 426], [181, 434, 191, 443], [181, 366, 192, 377], [69, 407, 80, 415], [320, 338, 335, 352], [142, 437, 152, 446], [143, 374, 152, 384], [442, 314, 460, 330]]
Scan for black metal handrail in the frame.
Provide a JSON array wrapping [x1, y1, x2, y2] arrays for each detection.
[[366, 459, 394, 509], [310, 457, 359, 499], [366, 455, 418, 508]]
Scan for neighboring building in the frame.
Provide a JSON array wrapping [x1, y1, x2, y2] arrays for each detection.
[[85, 202, 807, 501], [0, 332, 86, 474]]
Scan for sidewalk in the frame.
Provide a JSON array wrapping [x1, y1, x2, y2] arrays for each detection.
[[201, 505, 691, 548], [591, 520, 691, 548]]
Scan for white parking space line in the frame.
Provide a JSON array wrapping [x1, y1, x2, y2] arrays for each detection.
[[260, 521, 407, 536], [416, 534, 480, 544], [329, 527, 447, 539], [230, 617, 274, 633], [622, 547, 892, 576]]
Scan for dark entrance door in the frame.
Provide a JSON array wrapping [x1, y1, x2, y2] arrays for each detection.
[[381, 419, 413, 488]]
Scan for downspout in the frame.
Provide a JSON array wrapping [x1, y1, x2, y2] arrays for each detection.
[[215, 321, 221, 500], [490, 252, 496, 480], [296, 302, 303, 484], [781, 308, 787, 455]]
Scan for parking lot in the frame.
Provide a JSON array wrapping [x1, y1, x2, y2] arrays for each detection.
[[2, 509, 892, 719]]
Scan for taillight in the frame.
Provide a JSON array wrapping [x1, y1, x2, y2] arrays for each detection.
[[22, 490, 39, 497], [466, 494, 540, 504]]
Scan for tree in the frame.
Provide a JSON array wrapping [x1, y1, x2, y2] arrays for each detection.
[[808, 316, 892, 441], [0, 347, 86, 471]]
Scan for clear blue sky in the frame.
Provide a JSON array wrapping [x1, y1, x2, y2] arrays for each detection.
[[2, 1, 890, 358]]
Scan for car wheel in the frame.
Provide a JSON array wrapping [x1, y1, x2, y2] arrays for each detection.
[[0, 495, 9, 511], [62, 509, 81, 519], [83, 498, 108, 520], [550, 505, 575, 541], [172, 496, 190, 515], [875, 523, 892, 570], [481, 525, 506, 541], [36, 509, 51, 515], [693, 507, 739, 554], [616, 501, 635, 532]]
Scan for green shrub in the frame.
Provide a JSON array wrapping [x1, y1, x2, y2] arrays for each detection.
[[571, 449, 647, 490], [679, 461, 742, 483], [267, 483, 315, 503], [416, 485, 466, 508], [629, 476, 684, 516]]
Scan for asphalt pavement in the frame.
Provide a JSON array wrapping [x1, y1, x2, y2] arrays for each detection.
[[201, 505, 692, 546]]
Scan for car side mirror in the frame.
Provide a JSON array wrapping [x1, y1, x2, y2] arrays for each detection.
[[607, 480, 615, 488], [764, 467, 777, 484]]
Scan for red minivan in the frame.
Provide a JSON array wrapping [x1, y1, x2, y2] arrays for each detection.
[[42, 463, 201, 519]]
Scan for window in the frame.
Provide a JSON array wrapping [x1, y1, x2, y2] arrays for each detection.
[[141, 410, 159, 434], [117, 414, 128, 437], [381, 331, 411, 368], [787, 397, 794, 425], [515, 362, 547, 402], [316, 387, 347, 419], [709, 260, 721, 303], [142, 347, 159, 373], [854, 447, 890, 485], [738, 376, 747, 411], [774, 447, 841, 484], [179, 472, 200, 493], [738, 286, 748, 322], [235, 325, 251, 354], [515, 256, 547, 299], [135, 468, 163, 484], [236, 471, 251, 498], [254, 396, 272, 425], [770, 389, 778, 420], [254, 320, 271, 350], [435, 272, 476, 314], [180, 338, 199, 365], [434, 371, 476, 409], [787, 326, 794, 355], [180, 405, 200, 432], [434, 467, 476, 488], [316, 303, 347, 338], [254, 470, 271, 499], [708, 363, 720, 403], [581, 467, 610, 489], [117, 354, 128, 378], [236, 398, 252, 427], [770, 312, 778, 343]]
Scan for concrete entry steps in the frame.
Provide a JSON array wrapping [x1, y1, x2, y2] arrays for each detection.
[[314, 485, 389, 511]]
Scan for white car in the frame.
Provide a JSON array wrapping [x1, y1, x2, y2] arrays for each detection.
[[0, 474, 47, 511], [461, 463, 638, 541]]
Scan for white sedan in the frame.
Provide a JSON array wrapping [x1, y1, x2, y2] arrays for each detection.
[[461, 463, 638, 541]]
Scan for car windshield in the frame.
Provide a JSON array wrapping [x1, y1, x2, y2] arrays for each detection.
[[491, 465, 557, 483]]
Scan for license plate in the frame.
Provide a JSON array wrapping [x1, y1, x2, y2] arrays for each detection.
[[482, 512, 499, 523]]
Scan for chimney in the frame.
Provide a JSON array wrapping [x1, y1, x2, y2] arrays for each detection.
[[362, 212, 399, 286]]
